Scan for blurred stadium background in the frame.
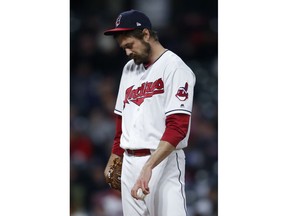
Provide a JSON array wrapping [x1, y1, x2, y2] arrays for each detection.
[[70, 0, 218, 215]]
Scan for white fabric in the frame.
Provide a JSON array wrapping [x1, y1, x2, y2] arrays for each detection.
[[114, 50, 196, 150], [121, 150, 187, 216]]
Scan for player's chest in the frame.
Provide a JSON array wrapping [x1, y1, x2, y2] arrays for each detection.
[[123, 69, 165, 107]]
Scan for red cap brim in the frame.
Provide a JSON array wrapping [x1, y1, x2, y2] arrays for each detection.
[[104, 28, 135, 35]]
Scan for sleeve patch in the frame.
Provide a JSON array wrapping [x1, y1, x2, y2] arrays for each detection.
[[175, 82, 189, 101]]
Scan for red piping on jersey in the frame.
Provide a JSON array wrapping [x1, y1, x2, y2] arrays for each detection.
[[143, 49, 169, 69]]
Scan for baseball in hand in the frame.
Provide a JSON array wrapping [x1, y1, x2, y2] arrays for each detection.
[[137, 188, 146, 200]]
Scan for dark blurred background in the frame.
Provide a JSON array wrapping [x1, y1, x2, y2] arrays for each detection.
[[70, 0, 218, 215]]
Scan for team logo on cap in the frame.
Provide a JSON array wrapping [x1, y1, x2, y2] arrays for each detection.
[[115, 15, 122, 27], [176, 82, 189, 101]]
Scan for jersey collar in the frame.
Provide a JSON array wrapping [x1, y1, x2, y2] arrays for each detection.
[[143, 49, 169, 70]]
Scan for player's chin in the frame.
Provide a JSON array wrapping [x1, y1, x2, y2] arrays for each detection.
[[133, 59, 143, 65]]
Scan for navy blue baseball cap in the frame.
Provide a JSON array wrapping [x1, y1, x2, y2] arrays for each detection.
[[104, 10, 152, 36]]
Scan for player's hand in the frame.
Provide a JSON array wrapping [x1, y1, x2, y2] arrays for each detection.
[[131, 165, 152, 200]]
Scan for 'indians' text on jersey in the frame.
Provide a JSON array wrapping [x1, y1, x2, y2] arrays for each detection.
[[124, 78, 164, 107], [114, 50, 196, 150]]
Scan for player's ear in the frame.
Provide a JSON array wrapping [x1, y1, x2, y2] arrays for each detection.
[[142, 28, 150, 42]]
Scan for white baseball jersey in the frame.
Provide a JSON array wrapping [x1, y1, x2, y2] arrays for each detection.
[[114, 50, 196, 150]]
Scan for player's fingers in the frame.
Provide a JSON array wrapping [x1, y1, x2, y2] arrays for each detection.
[[131, 185, 140, 199], [141, 181, 150, 195]]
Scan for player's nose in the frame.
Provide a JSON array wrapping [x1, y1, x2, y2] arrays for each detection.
[[125, 48, 132, 56]]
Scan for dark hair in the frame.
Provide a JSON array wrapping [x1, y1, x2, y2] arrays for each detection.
[[114, 29, 159, 41]]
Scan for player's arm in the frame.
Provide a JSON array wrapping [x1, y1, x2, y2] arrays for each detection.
[[131, 114, 190, 199], [131, 140, 175, 198], [104, 115, 124, 180]]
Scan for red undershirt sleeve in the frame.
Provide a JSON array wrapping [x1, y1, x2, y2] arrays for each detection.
[[161, 114, 190, 147], [111, 115, 125, 156]]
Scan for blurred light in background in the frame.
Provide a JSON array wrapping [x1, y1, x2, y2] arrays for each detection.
[[70, 0, 217, 215]]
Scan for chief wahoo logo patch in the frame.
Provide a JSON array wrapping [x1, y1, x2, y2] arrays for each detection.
[[175, 82, 189, 101]]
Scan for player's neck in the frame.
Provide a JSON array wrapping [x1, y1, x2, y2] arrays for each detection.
[[147, 42, 167, 66]]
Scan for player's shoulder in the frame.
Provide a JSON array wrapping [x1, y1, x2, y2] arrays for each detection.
[[164, 50, 194, 74], [122, 60, 142, 74], [163, 51, 196, 83]]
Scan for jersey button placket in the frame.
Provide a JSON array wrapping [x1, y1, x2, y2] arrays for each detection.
[[132, 106, 141, 131]]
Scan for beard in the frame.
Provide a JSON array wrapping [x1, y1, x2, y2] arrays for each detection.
[[129, 40, 151, 65]]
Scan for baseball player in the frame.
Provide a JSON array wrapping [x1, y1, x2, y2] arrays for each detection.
[[104, 10, 196, 216]]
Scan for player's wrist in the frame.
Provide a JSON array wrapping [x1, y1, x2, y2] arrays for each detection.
[[143, 162, 153, 170]]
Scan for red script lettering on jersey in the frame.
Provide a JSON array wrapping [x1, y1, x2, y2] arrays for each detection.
[[123, 78, 164, 107]]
